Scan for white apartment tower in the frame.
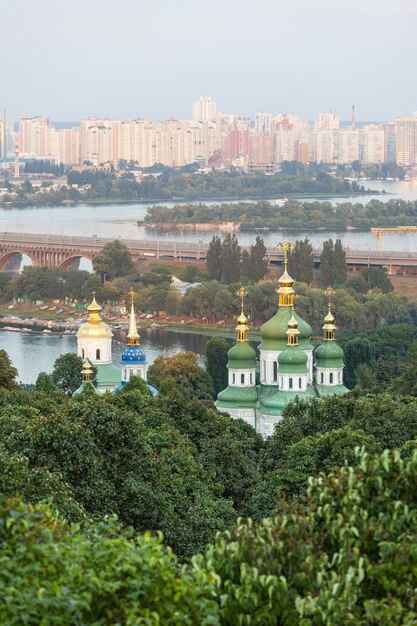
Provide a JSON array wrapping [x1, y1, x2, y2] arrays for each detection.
[[192, 96, 217, 121]]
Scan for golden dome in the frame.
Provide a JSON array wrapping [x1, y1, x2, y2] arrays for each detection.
[[278, 268, 294, 288], [77, 295, 113, 340]]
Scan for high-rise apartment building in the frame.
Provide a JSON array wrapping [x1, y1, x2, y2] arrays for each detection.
[[361, 125, 385, 163], [338, 129, 359, 163], [255, 112, 272, 134], [192, 96, 217, 121], [395, 113, 417, 166]]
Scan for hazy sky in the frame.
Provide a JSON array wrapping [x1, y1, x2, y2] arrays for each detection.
[[3, 0, 416, 121]]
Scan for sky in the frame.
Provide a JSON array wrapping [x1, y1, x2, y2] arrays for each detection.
[[2, 0, 417, 122]]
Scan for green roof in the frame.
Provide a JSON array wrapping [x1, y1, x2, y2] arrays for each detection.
[[73, 382, 101, 397], [227, 341, 257, 369], [315, 341, 345, 368], [216, 385, 258, 409], [260, 309, 313, 350], [96, 363, 121, 388], [315, 384, 349, 398], [278, 346, 308, 373], [258, 384, 317, 416]]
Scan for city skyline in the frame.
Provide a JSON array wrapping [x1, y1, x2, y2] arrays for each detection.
[[3, 0, 417, 121]]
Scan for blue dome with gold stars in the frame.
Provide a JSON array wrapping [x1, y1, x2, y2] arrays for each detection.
[[121, 345, 147, 364]]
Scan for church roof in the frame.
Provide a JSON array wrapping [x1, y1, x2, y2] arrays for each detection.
[[95, 362, 121, 387], [227, 341, 256, 369], [315, 341, 345, 368], [216, 385, 258, 408], [260, 308, 313, 350]]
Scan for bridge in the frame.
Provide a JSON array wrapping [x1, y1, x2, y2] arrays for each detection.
[[1, 232, 417, 275]]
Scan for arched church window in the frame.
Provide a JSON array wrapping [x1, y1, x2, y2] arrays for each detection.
[[321, 372, 324, 384], [289, 377, 293, 389], [299, 377, 302, 389], [241, 373, 245, 384], [232, 373, 236, 384], [330, 372, 333, 384], [250, 373, 253, 384], [96, 348, 101, 360], [273, 361, 277, 382]]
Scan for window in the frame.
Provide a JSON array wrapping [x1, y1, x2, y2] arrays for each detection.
[[82, 349, 85, 359], [232, 373, 236, 384], [299, 377, 302, 389], [321, 372, 324, 384], [330, 372, 333, 384], [96, 348, 101, 360], [273, 361, 277, 382], [250, 373, 253, 384], [289, 377, 293, 389], [338, 371, 341, 383], [241, 373, 245, 384]]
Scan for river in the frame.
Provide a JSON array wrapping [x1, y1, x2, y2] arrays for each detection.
[[3, 179, 417, 253], [4, 327, 227, 385], [2, 179, 417, 383]]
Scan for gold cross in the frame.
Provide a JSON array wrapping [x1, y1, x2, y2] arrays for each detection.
[[325, 286, 335, 308], [236, 287, 248, 312], [277, 240, 295, 267]]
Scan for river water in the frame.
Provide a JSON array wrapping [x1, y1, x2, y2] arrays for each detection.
[[2, 179, 417, 252], [4, 327, 224, 385]]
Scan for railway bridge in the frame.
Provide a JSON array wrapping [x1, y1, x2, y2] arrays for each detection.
[[1, 232, 417, 275]]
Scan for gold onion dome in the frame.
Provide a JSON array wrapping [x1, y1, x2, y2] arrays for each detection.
[[77, 294, 113, 339], [82, 358, 94, 382]]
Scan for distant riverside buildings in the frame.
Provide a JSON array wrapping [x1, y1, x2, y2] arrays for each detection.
[[8, 102, 417, 169]]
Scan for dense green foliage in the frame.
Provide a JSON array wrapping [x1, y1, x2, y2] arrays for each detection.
[[204, 448, 417, 624], [144, 196, 417, 231], [206, 235, 268, 284], [0, 496, 218, 625], [1, 167, 365, 208], [93, 239, 135, 280], [288, 238, 314, 284], [204, 337, 229, 395], [320, 238, 347, 286]]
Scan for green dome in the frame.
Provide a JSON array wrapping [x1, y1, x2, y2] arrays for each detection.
[[216, 385, 258, 408], [278, 346, 308, 373], [315, 341, 345, 368], [227, 341, 257, 369], [260, 309, 313, 350]]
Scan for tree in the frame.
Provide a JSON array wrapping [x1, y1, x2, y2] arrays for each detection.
[[320, 238, 347, 286], [343, 337, 376, 389], [148, 352, 214, 400], [93, 240, 135, 281], [206, 235, 223, 281], [51, 353, 86, 395], [288, 238, 314, 284], [35, 372, 60, 394], [390, 342, 417, 396], [241, 236, 268, 283], [0, 495, 219, 625], [221, 234, 241, 284], [349, 267, 393, 294], [0, 350, 18, 390], [204, 337, 229, 395], [204, 448, 417, 625]]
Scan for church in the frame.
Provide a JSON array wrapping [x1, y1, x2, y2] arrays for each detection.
[[73, 290, 156, 396], [215, 244, 348, 437]]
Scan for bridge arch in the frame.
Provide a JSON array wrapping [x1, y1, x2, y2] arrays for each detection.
[[0, 250, 36, 272], [58, 255, 94, 272]]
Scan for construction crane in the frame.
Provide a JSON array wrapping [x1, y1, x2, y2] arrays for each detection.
[[370, 226, 417, 252]]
